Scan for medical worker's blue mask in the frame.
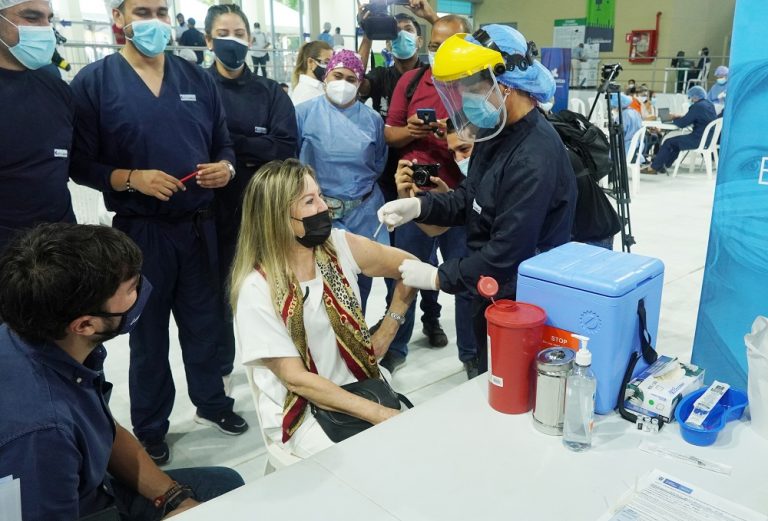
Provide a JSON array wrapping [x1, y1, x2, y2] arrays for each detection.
[[0, 14, 56, 70], [126, 19, 172, 57], [716, 77, 727, 85], [391, 30, 417, 60], [456, 156, 470, 176], [213, 37, 249, 70], [91, 276, 153, 341], [462, 91, 504, 129]]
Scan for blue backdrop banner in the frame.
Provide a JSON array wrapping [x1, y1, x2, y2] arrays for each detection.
[[691, 0, 768, 388], [541, 48, 570, 113]]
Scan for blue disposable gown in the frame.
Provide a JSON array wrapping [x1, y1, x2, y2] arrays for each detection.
[[296, 95, 388, 242], [708, 81, 727, 106], [621, 107, 644, 156]]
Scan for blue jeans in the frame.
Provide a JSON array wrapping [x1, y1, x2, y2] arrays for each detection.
[[110, 466, 244, 520], [586, 236, 614, 250], [388, 224, 477, 362]]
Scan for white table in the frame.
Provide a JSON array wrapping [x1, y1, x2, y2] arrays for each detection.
[[178, 378, 768, 520], [643, 120, 680, 131]]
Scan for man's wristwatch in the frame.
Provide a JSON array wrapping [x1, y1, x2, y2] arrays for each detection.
[[386, 310, 406, 326], [154, 482, 195, 517], [223, 161, 236, 180]]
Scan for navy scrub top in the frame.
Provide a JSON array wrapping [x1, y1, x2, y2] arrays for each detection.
[[0, 67, 75, 250], [70, 53, 235, 219]]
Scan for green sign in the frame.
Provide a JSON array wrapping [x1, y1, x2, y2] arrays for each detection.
[[554, 18, 587, 27], [586, 0, 615, 29]]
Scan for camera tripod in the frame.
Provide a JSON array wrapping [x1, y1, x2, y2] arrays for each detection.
[[587, 64, 636, 253]]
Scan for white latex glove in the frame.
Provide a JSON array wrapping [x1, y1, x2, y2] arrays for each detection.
[[398, 259, 438, 291], [377, 198, 421, 231]]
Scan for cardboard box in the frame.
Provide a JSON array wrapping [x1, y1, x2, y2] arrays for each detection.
[[624, 356, 705, 423]]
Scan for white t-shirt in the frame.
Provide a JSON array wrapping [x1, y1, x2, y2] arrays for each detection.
[[235, 229, 362, 451], [291, 74, 326, 107], [251, 31, 268, 57]]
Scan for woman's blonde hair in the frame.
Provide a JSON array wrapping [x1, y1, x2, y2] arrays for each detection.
[[229, 159, 322, 313], [292, 40, 332, 88]]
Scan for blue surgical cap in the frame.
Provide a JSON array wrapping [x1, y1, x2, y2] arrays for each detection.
[[610, 93, 632, 109], [466, 24, 555, 103], [715, 65, 729, 77], [687, 86, 707, 101]]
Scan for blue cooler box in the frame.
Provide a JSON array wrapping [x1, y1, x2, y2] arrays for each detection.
[[517, 242, 664, 414]]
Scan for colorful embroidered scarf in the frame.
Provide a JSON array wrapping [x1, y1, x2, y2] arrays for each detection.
[[275, 246, 379, 442]]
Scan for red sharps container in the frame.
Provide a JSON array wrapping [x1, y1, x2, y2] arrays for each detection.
[[478, 276, 547, 414]]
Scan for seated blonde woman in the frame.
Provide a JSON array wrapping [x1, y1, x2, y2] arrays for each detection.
[[230, 159, 416, 457]]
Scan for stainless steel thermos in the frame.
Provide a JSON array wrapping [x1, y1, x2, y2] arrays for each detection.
[[533, 348, 575, 435]]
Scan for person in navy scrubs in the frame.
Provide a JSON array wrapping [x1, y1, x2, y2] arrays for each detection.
[[70, 0, 248, 465], [0, 0, 75, 253], [202, 3, 297, 380]]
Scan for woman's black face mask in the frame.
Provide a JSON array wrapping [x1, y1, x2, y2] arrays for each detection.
[[293, 211, 332, 248]]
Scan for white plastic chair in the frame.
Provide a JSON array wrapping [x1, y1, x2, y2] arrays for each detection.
[[68, 182, 113, 225], [672, 118, 723, 179], [625, 127, 646, 196], [687, 61, 711, 90], [245, 366, 301, 475], [568, 97, 586, 116]]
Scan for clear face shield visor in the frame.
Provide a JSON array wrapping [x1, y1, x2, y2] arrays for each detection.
[[434, 66, 508, 143]]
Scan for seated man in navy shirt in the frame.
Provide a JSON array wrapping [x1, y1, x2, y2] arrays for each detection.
[[0, 223, 243, 521]]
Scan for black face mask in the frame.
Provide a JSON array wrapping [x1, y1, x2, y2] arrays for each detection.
[[293, 211, 332, 248], [312, 62, 326, 81], [213, 37, 249, 71], [90, 276, 153, 342]]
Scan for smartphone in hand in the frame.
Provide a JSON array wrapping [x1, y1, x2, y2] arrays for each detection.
[[416, 108, 437, 125]]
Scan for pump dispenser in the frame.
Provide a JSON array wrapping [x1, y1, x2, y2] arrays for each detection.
[[563, 334, 597, 451]]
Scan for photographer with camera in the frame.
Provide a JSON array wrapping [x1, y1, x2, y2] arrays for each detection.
[[378, 25, 576, 375], [376, 14, 477, 376], [357, 1, 436, 119]]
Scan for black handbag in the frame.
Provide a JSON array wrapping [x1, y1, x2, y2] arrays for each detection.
[[310, 377, 413, 443]]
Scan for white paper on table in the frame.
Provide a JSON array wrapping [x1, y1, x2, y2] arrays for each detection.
[[0, 476, 22, 521], [597, 469, 767, 521]]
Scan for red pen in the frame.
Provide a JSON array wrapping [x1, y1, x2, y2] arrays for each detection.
[[179, 171, 198, 184]]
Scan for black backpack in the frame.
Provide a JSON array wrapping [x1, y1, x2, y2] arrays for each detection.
[[545, 109, 621, 243]]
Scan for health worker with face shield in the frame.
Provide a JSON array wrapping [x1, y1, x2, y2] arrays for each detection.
[[0, 0, 75, 253], [295, 50, 388, 310], [378, 24, 577, 374], [203, 3, 297, 382], [70, 0, 248, 465]]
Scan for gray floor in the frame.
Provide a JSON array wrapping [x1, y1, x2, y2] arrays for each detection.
[[102, 165, 716, 483]]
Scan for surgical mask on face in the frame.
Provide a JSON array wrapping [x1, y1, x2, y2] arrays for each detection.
[[125, 19, 172, 57], [92, 276, 153, 341], [651, 97, 657, 106], [428, 51, 436, 67], [462, 91, 504, 129], [293, 211, 332, 248], [717, 77, 727, 85], [539, 100, 554, 112], [0, 14, 56, 70], [213, 37, 249, 70], [326, 79, 358, 106], [391, 30, 417, 60], [456, 156, 470, 177], [638, 95, 648, 103]]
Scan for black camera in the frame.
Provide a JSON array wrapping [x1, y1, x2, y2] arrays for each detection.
[[411, 163, 439, 188], [359, 0, 410, 40], [601, 63, 622, 82]]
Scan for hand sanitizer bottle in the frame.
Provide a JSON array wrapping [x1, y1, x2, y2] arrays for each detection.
[[563, 335, 596, 452]]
